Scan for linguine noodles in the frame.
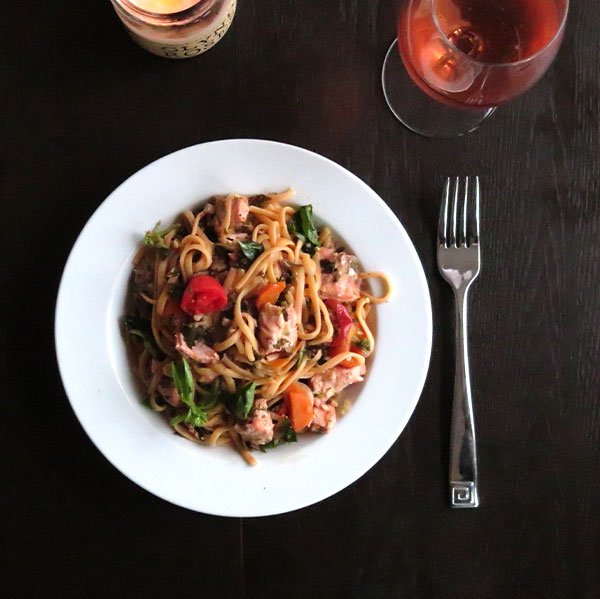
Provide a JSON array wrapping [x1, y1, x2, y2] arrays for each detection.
[[123, 190, 391, 465]]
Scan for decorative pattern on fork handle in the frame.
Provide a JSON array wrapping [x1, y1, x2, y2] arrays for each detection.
[[437, 176, 481, 509], [451, 481, 479, 508]]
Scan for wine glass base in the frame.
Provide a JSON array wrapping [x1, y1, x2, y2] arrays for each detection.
[[382, 39, 495, 138]]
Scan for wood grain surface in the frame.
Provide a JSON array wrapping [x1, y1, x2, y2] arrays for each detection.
[[2, 1, 598, 597]]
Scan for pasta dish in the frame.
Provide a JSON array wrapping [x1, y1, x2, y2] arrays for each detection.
[[123, 190, 390, 464]]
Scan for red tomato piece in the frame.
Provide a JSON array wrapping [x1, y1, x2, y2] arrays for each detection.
[[325, 299, 360, 368], [180, 275, 228, 316], [324, 299, 353, 337]]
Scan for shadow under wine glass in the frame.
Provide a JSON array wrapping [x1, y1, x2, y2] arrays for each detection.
[[382, 0, 569, 138]]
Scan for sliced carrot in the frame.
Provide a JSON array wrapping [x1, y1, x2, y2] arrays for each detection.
[[284, 382, 314, 432], [256, 281, 286, 310], [268, 357, 290, 370], [340, 348, 362, 369]]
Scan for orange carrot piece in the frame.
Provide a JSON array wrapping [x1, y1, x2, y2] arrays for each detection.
[[256, 281, 286, 310], [340, 350, 362, 368], [285, 382, 314, 432], [268, 357, 290, 370]]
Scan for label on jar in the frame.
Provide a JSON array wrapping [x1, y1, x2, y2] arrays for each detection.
[[129, 0, 237, 59]]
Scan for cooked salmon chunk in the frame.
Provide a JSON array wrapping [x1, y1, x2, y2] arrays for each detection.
[[310, 363, 366, 399], [235, 407, 274, 446], [319, 251, 362, 302], [214, 195, 249, 237], [174, 333, 220, 364], [309, 399, 337, 433], [258, 303, 299, 354]]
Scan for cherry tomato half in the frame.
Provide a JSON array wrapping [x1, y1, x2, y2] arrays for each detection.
[[180, 275, 228, 316]]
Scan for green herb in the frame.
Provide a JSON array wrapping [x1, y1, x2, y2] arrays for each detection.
[[295, 349, 305, 368], [320, 259, 336, 274], [170, 358, 209, 428], [171, 358, 195, 405], [354, 338, 371, 352], [222, 382, 257, 421], [123, 315, 163, 359], [288, 205, 321, 254], [238, 241, 264, 263], [128, 330, 161, 357], [201, 379, 222, 410], [143, 221, 180, 253], [273, 338, 288, 350], [170, 410, 207, 428], [262, 417, 297, 449], [123, 315, 151, 332], [183, 326, 196, 348], [183, 324, 207, 348], [277, 418, 297, 443]]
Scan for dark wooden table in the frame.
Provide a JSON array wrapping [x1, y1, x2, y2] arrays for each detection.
[[4, 1, 599, 597]]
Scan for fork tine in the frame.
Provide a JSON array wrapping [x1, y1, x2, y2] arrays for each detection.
[[466, 176, 480, 245], [461, 177, 469, 246], [449, 176, 459, 247], [438, 178, 450, 246]]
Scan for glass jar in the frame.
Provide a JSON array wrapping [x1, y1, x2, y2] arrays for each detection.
[[110, 0, 237, 59]]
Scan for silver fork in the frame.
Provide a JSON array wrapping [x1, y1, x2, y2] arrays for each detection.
[[437, 176, 481, 508]]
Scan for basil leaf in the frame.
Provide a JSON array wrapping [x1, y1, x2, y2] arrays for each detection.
[[263, 417, 297, 449], [287, 214, 301, 238], [170, 413, 186, 426], [183, 324, 208, 348], [170, 409, 206, 428], [320, 259, 336, 274], [355, 338, 371, 351], [238, 241, 264, 263], [170, 357, 210, 428], [144, 221, 180, 250], [288, 205, 320, 253], [299, 205, 320, 245], [196, 378, 221, 410], [295, 349, 305, 368], [206, 378, 222, 408], [123, 315, 151, 333], [142, 337, 162, 359], [278, 417, 297, 443], [171, 358, 195, 406], [123, 315, 163, 359], [222, 382, 257, 421], [288, 213, 304, 242]]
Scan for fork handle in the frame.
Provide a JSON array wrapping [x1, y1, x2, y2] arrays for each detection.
[[449, 287, 479, 508]]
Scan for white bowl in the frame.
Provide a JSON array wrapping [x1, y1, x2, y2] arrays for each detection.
[[55, 139, 432, 517]]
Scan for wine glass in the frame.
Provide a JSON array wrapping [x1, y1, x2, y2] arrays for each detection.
[[382, 0, 569, 138]]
